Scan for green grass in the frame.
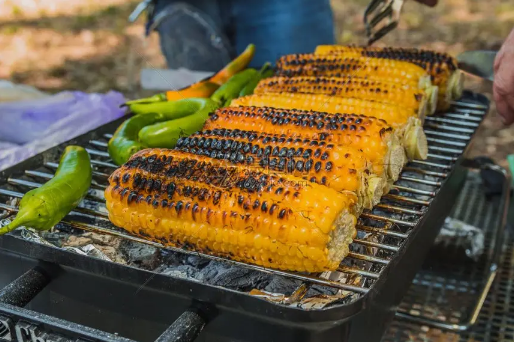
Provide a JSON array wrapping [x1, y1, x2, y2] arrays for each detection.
[[496, 3, 514, 15], [72, 14, 99, 30], [11, 5, 23, 17], [2, 25, 20, 35], [101, 5, 120, 16]]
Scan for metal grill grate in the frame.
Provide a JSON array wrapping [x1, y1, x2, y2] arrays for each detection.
[[0, 93, 490, 306], [394, 166, 509, 329], [383, 193, 513, 342]]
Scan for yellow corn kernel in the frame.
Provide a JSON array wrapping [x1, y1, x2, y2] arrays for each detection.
[[178, 128, 385, 208], [255, 76, 435, 116], [275, 53, 432, 90], [314, 45, 462, 111], [105, 149, 359, 272], [204, 106, 408, 181]]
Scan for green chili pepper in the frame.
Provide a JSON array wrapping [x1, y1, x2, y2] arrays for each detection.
[[239, 63, 274, 97], [138, 99, 220, 148], [108, 112, 165, 166], [123, 93, 167, 106], [0, 146, 92, 236], [128, 96, 220, 117], [211, 68, 258, 106], [108, 98, 219, 165]]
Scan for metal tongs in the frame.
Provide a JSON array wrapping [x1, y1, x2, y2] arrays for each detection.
[[364, 0, 405, 45], [128, 0, 154, 23]]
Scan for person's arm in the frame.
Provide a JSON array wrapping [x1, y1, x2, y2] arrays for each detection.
[[493, 28, 514, 125]]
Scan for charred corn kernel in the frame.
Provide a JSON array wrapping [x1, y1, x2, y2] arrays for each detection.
[[314, 46, 463, 111], [314, 45, 459, 87], [105, 149, 358, 272], [231, 94, 428, 160], [315, 46, 457, 69], [232, 93, 413, 127], [275, 54, 432, 90], [176, 128, 384, 209], [255, 76, 434, 116], [204, 106, 407, 181]]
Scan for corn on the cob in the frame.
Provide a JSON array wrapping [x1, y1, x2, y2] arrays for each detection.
[[105, 149, 358, 272], [204, 106, 407, 182], [176, 128, 384, 209], [314, 46, 463, 111], [275, 54, 432, 91], [231, 94, 427, 160], [255, 76, 436, 116], [232, 93, 413, 127]]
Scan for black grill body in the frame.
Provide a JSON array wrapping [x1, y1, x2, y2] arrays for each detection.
[[0, 92, 492, 342]]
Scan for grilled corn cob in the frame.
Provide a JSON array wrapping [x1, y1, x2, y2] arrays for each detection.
[[231, 94, 427, 160], [255, 76, 436, 116], [176, 128, 384, 209], [275, 54, 432, 91], [232, 93, 413, 126], [314, 46, 462, 111], [105, 149, 358, 272], [204, 106, 407, 182]]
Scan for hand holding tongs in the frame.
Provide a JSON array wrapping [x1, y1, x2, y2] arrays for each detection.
[[364, 0, 438, 45]]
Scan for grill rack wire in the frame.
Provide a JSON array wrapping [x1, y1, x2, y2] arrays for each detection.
[[0, 95, 489, 307], [394, 164, 510, 331], [384, 172, 512, 342]]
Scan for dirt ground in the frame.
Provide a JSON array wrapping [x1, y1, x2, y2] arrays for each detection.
[[1, 0, 513, 167]]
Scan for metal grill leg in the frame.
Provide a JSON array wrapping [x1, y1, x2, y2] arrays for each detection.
[[155, 310, 206, 342], [0, 266, 52, 307]]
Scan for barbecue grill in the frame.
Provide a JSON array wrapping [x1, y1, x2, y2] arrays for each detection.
[[0, 90, 503, 342]]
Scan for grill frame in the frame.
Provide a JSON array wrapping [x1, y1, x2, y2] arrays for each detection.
[[0, 92, 490, 330]]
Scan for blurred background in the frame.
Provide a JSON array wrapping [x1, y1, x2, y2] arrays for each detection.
[[1, 0, 513, 166]]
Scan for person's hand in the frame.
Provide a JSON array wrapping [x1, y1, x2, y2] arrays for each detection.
[[413, 0, 438, 7], [493, 28, 514, 126]]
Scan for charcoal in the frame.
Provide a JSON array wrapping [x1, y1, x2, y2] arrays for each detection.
[[186, 255, 210, 268], [160, 250, 187, 265], [178, 264, 202, 278], [264, 277, 302, 295], [307, 285, 338, 296], [160, 265, 199, 279], [54, 222, 86, 235], [119, 240, 161, 269], [194, 261, 231, 282], [209, 267, 271, 291]]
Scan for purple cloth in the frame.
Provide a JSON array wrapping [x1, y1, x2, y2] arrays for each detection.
[[0, 91, 126, 171]]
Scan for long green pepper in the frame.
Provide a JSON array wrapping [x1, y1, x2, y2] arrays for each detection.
[[108, 112, 165, 166], [138, 99, 219, 148], [108, 98, 219, 165], [211, 68, 258, 106], [239, 63, 274, 97], [125, 96, 217, 117], [0, 146, 92, 236]]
